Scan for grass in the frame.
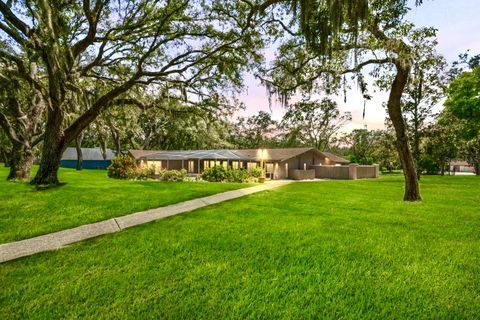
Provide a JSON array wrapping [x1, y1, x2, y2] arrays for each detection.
[[1, 174, 479, 319], [0, 166, 251, 243]]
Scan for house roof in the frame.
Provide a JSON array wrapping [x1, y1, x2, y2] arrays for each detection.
[[128, 150, 161, 159], [321, 151, 350, 164], [451, 160, 471, 166], [62, 147, 115, 161], [233, 147, 315, 162], [140, 149, 251, 161]]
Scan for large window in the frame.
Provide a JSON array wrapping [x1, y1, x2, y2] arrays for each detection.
[[188, 160, 195, 173], [232, 161, 239, 169], [147, 160, 162, 174], [247, 162, 257, 172], [203, 160, 210, 169]]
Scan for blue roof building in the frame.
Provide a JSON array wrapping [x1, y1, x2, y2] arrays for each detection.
[[61, 147, 116, 170]]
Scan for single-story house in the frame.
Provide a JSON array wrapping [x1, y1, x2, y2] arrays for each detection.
[[61, 147, 115, 169], [128, 147, 379, 180]]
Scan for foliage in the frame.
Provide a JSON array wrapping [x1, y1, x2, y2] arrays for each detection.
[[250, 166, 264, 178], [107, 156, 139, 180], [282, 98, 351, 151], [260, 0, 431, 200], [342, 129, 398, 169], [0, 63, 45, 180], [422, 122, 459, 175], [225, 168, 251, 183], [0, 0, 263, 184], [442, 64, 480, 174], [229, 111, 280, 149], [202, 166, 228, 182], [418, 156, 440, 175], [202, 165, 251, 183], [445, 66, 480, 139], [157, 169, 188, 182]]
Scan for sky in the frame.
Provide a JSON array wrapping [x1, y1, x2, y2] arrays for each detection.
[[236, 0, 480, 133]]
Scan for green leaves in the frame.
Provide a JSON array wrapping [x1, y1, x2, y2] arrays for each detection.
[[445, 67, 480, 123]]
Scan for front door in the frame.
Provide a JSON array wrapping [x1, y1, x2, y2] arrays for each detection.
[[265, 162, 274, 179]]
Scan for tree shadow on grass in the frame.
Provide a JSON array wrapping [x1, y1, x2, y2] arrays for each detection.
[[33, 182, 68, 192]]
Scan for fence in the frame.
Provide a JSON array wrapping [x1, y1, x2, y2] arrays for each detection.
[[288, 169, 316, 180], [309, 164, 379, 180]]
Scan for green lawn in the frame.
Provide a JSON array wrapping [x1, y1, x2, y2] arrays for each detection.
[[1, 174, 479, 319], [0, 166, 251, 243]]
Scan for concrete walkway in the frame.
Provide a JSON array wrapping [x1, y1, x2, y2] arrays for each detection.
[[0, 181, 292, 263]]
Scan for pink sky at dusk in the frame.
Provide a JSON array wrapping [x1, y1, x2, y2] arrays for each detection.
[[236, 0, 480, 133]]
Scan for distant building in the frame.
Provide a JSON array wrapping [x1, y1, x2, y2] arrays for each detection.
[[61, 147, 115, 170], [450, 160, 475, 173]]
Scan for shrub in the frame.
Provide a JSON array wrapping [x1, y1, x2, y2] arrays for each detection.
[[250, 166, 264, 178], [202, 165, 256, 183], [419, 157, 440, 175], [137, 167, 155, 180], [159, 169, 187, 181], [107, 155, 138, 179], [201, 165, 228, 182], [225, 168, 250, 183]]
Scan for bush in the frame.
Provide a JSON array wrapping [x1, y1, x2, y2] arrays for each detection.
[[108, 156, 186, 181], [250, 166, 264, 178], [202, 165, 257, 183], [137, 167, 155, 180], [159, 169, 187, 181], [201, 165, 228, 182], [107, 155, 138, 179], [419, 157, 440, 175], [226, 168, 250, 183]]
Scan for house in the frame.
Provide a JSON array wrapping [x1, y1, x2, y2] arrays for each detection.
[[449, 160, 476, 174], [61, 147, 115, 169], [128, 147, 379, 180]]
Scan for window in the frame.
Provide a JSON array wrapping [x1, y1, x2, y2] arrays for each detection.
[[303, 163, 307, 170], [222, 161, 228, 169], [265, 163, 274, 173], [188, 160, 195, 173], [285, 163, 289, 178], [247, 162, 257, 172], [147, 160, 162, 174], [204, 160, 209, 169], [232, 161, 239, 169]]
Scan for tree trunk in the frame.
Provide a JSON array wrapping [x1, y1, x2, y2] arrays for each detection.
[[31, 111, 65, 185], [113, 129, 121, 155], [387, 62, 421, 201], [413, 112, 421, 180], [7, 143, 33, 181], [75, 133, 83, 171], [475, 163, 480, 176]]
